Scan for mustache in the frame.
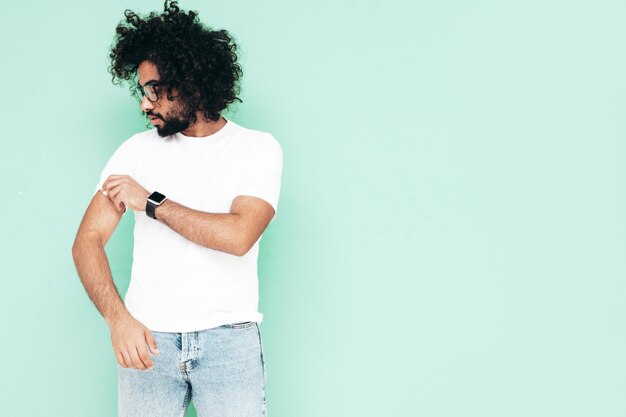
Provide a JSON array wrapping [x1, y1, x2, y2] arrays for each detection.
[[146, 111, 163, 119]]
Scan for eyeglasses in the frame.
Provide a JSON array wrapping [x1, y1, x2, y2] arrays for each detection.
[[136, 81, 164, 102]]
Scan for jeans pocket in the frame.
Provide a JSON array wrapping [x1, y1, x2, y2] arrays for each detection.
[[224, 321, 256, 329]]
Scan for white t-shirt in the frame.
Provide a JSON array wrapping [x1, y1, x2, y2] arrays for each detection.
[[95, 119, 283, 332]]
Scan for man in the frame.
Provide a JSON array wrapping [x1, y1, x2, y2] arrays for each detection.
[[71, 2, 282, 416]]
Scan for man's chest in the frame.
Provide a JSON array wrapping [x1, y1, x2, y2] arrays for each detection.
[[135, 144, 251, 213]]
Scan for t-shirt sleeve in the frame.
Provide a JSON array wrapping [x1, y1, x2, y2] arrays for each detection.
[[235, 133, 284, 220], [94, 138, 137, 199]]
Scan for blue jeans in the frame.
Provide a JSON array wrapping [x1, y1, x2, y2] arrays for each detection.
[[118, 322, 267, 417]]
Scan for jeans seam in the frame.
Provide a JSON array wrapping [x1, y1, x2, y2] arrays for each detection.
[[256, 323, 267, 417]]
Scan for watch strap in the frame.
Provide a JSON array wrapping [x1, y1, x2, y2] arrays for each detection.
[[146, 199, 157, 219], [146, 191, 167, 220]]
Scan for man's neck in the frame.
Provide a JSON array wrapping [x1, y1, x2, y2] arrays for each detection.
[[181, 115, 227, 137]]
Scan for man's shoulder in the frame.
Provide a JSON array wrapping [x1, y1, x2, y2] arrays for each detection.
[[228, 121, 281, 151]]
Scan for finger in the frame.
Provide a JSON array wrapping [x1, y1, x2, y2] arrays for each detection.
[[103, 180, 123, 195], [115, 351, 127, 368], [109, 194, 123, 213], [109, 189, 126, 213], [136, 345, 154, 370], [105, 174, 127, 181], [109, 186, 122, 202], [108, 184, 123, 201], [120, 349, 132, 368], [115, 352, 128, 368], [102, 175, 117, 191], [102, 178, 126, 194], [116, 198, 127, 213], [109, 185, 131, 212], [102, 175, 124, 191], [128, 346, 146, 370], [145, 330, 159, 355]]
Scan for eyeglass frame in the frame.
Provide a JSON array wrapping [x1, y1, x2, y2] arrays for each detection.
[[135, 81, 166, 103]]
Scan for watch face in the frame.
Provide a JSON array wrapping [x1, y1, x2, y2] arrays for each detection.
[[148, 191, 166, 204]]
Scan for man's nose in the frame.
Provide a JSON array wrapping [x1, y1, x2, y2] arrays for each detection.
[[140, 95, 154, 112]]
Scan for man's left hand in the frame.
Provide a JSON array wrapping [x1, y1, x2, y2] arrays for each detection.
[[102, 175, 150, 213]]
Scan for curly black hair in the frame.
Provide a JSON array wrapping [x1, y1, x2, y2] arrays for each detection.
[[109, 0, 242, 123]]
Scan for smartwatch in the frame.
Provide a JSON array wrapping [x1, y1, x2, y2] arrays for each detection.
[[146, 191, 167, 219]]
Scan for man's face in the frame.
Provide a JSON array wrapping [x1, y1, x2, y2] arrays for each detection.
[[137, 61, 191, 137]]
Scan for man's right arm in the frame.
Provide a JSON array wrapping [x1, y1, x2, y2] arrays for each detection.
[[72, 191, 158, 370], [72, 191, 126, 323]]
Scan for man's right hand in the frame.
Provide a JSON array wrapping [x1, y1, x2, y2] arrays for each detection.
[[109, 314, 159, 370]]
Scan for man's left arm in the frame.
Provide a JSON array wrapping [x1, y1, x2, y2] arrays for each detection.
[[101, 175, 275, 257], [156, 196, 274, 256]]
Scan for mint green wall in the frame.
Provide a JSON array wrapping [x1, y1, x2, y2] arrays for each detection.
[[1, 1, 625, 416]]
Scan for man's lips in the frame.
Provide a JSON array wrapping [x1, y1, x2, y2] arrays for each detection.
[[147, 114, 162, 124]]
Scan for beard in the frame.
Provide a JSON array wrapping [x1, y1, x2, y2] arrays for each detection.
[[147, 100, 193, 137], [155, 116, 190, 137]]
